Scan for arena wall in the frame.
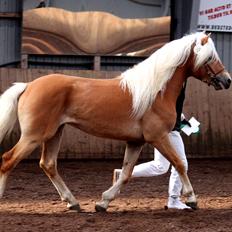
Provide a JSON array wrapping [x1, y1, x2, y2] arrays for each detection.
[[0, 68, 232, 159]]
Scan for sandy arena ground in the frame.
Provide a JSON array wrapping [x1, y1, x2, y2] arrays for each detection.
[[0, 159, 232, 232]]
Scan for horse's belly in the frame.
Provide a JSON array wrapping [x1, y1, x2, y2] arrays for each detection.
[[61, 116, 143, 141]]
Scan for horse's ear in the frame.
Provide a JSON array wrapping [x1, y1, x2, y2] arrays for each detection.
[[201, 32, 211, 45]]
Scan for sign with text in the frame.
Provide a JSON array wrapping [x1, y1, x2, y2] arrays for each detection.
[[197, 0, 232, 32]]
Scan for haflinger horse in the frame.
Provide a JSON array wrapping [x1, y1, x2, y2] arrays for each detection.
[[0, 32, 231, 212]]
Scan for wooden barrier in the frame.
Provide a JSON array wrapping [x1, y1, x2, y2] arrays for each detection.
[[0, 68, 152, 159], [0, 68, 232, 159], [184, 78, 232, 158]]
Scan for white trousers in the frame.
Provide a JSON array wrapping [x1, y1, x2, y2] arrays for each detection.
[[132, 131, 188, 197]]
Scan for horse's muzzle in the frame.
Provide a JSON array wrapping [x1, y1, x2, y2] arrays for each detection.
[[211, 73, 231, 90]]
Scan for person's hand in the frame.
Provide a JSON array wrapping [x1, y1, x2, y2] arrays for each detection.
[[181, 118, 191, 127]]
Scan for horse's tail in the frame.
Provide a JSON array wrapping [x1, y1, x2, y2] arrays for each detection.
[[0, 83, 28, 144]]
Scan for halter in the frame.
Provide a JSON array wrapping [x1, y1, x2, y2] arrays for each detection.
[[206, 59, 225, 78], [203, 59, 225, 86]]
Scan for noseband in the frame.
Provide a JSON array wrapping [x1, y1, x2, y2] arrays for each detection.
[[203, 59, 225, 86]]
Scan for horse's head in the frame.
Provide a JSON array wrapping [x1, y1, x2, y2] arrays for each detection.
[[190, 32, 231, 90]]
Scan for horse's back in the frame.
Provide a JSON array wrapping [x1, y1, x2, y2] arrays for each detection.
[[17, 74, 141, 141]]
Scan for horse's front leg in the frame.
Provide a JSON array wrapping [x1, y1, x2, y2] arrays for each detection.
[[151, 134, 197, 209], [95, 141, 143, 212]]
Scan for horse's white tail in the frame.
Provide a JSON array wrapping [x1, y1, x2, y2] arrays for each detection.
[[0, 83, 28, 144]]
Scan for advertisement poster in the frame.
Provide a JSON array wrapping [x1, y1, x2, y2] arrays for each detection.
[[197, 0, 232, 32]]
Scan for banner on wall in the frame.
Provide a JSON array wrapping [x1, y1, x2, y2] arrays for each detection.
[[197, 0, 232, 32]]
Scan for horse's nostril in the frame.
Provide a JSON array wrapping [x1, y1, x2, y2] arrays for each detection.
[[228, 79, 231, 84]]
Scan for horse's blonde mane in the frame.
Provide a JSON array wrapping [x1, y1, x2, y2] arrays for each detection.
[[120, 32, 219, 118]]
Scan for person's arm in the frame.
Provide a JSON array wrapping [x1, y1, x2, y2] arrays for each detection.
[[172, 81, 187, 131]]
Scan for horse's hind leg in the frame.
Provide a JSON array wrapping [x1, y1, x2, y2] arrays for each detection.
[[0, 137, 38, 198], [152, 135, 197, 209], [95, 141, 143, 212], [39, 126, 80, 212]]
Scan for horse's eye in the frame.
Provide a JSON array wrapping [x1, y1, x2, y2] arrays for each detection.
[[208, 56, 212, 62]]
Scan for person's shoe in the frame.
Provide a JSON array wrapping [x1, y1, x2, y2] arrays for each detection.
[[167, 197, 191, 210], [112, 169, 121, 185]]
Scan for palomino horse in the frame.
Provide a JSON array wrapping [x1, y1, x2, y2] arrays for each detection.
[[0, 32, 231, 212]]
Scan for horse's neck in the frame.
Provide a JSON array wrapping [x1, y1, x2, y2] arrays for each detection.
[[163, 67, 188, 103]]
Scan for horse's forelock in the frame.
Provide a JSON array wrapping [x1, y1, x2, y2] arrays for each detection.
[[194, 35, 219, 70]]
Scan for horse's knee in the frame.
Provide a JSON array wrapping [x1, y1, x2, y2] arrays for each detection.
[[122, 177, 129, 185], [39, 160, 56, 177], [0, 151, 15, 173], [172, 159, 188, 174], [174, 161, 186, 176], [119, 172, 131, 185], [1, 151, 13, 162]]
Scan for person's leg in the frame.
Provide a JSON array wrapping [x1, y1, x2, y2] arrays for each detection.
[[131, 150, 170, 177], [167, 131, 190, 209], [113, 148, 170, 184], [113, 130, 192, 209]]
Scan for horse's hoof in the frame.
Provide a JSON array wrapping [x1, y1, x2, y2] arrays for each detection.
[[69, 204, 82, 212], [95, 204, 107, 212], [186, 202, 198, 210]]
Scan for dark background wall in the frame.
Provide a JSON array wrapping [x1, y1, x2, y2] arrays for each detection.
[[0, 0, 22, 67], [23, 0, 170, 18]]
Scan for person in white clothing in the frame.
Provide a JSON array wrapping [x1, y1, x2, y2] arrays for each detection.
[[113, 83, 194, 210], [130, 130, 189, 210]]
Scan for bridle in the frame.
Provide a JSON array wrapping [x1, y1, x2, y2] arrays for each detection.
[[203, 59, 225, 86], [192, 33, 230, 90]]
